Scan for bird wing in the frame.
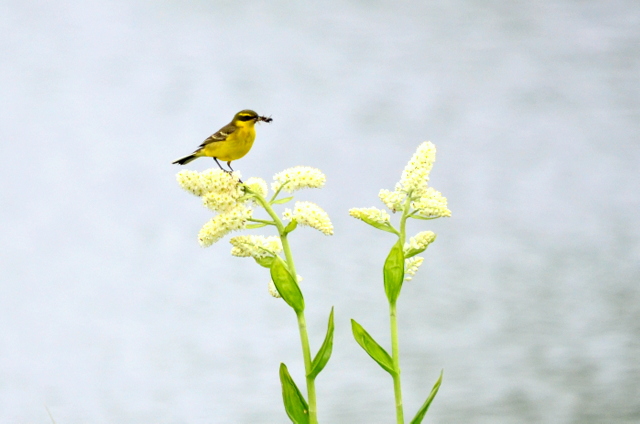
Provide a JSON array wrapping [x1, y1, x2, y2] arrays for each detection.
[[198, 122, 238, 148]]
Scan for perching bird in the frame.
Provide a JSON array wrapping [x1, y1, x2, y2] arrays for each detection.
[[172, 109, 272, 172]]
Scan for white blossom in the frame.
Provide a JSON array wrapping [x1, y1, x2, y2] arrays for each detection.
[[349, 207, 391, 224], [283, 201, 333, 235], [198, 204, 252, 247], [404, 256, 424, 281], [396, 142, 436, 196], [405, 231, 437, 253], [272, 166, 326, 193], [412, 188, 451, 218], [378, 189, 406, 212], [230, 235, 282, 259], [243, 177, 268, 199]]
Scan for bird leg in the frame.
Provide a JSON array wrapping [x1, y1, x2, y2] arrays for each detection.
[[213, 157, 228, 172], [212, 158, 242, 183], [227, 161, 243, 182]]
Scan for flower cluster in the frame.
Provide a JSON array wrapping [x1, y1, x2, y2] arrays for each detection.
[[397, 142, 436, 195], [230, 235, 282, 259], [177, 166, 332, 248], [198, 204, 252, 247], [244, 177, 268, 199], [404, 256, 424, 281], [412, 188, 451, 218], [177, 169, 245, 213], [177, 169, 243, 201], [405, 231, 436, 254], [349, 142, 450, 285], [349, 207, 390, 225], [376, 142, 451, 218], [378, 189, 406, 212], [284, 201, 334, 235], [175, 170, 207, 196], [272, 166, 326, 193], [176, 169, 252, 247]]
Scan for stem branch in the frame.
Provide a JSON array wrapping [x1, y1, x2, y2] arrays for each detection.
[[247, 218, 276, 226], [247, 187, 318, 424]]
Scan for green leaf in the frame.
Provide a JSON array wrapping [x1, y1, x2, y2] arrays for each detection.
[[272, 196, 295, 205], [270, 256, 304, 313], [404, 245, 429, 259], [245, 223, 268, 229], [308, 307, 335, 379], [351, 319, 394, 374], [279, 363, 310, 424], [403, 248, 420, 259], [254, 256, 275, 268], [284, 219, 298, 234], [358, 216, 399, 235], [383, 240, 405, 304], [409, 370, 443, 424], [404, 247, 424, 259]]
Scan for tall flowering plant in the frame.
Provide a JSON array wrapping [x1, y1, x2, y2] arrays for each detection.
[[349, 142, 450, 424], [175, 142, 450, 423], [176, 166, 333, 424]]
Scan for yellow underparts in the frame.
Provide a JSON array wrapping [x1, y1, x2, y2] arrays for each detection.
[[198, 124, 256, 162]]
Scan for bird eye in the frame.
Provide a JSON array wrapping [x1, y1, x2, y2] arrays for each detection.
[[238, 114, 256, 121]]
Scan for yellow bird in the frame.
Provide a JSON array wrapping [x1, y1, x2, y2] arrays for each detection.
[[172, 109, 272, 172]]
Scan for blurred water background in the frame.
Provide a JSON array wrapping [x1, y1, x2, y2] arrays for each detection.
[[1, 1, 639, 423]]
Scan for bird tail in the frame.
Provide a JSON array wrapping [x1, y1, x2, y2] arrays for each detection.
[[172, 154, 198, 165]]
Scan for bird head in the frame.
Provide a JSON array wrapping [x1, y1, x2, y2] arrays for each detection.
[[234, 110, 259, 123]]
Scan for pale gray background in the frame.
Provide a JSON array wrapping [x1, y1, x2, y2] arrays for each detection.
[[1, 1, 639, 423]]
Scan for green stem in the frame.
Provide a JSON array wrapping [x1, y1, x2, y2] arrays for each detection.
[[248, 187, 318, 424], [280, 229, 318, 424], [297, 309, 317, 423], [389, 194, 412, 424], [247, 218, 276, 226], [269, 180, 290, 203], [400, 194, 411, 241], [390, 300, 403, 424]]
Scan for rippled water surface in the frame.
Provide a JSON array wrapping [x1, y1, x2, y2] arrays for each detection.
[[1, 1, 639, 423]]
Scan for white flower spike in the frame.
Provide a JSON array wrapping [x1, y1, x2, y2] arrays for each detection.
[[243, 177, 269, 199], [284, 201, 334, 235], [272, 166, 326, 193], [406, 231, 436, 252], [349, 207, 391, 225], [230, 235, 283, 259], [397, 142, 436, 196], [404, 256, 424, 281], [198, 204, 252, 247], [412, 188, 451, 218]]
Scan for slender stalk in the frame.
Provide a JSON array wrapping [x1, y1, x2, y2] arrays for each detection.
[[248, 186, 318, 424], [390, 300, 403, 424], [281, 232, 319, 424], [389, 194, 412, 424], [297, 309, 317, 423], [247, 218, 276, 226], [269, 179, 290, 203]]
